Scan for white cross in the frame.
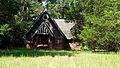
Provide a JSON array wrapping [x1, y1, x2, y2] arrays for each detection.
[[42, 0, 48, 9]]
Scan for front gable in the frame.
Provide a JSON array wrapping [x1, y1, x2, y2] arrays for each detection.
[[26, 11, 67, 40]]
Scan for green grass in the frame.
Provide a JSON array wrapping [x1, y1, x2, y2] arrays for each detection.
[[0, 49, 120, 68]]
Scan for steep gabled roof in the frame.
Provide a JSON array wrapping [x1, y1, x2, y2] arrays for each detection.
[[27, 11, 68, 39], [54, 19, 75, 39]]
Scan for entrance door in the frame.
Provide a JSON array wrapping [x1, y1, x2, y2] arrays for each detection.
[[38, 34, 48, 44], [34, 34, 50, 49]]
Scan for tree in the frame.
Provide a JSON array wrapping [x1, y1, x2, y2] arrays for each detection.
[[0, 0, 19, 23], [0, 0, 20, 48], [63, 0, 85, 41], [0, 0, 33, 48], [79, 0, 120, 51], [12, 0, 34, 47]]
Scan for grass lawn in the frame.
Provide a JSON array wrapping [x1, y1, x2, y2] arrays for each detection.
[[0, 49, 120, 68]]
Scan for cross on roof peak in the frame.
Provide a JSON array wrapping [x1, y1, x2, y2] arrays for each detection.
[[41, 0, 48, 11]]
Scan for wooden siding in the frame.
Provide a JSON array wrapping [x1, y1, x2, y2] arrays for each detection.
[[26, 11, 71, 50]]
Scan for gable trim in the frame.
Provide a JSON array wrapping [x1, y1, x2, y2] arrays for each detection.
[[26, 11, 67, 40], [32, 22, 53, 37]]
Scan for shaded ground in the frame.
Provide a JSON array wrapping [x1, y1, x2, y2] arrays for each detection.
[[0, 48, 77, 57], [0, 48, 119, 57]]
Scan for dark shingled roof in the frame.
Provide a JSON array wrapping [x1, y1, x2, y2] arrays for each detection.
[[27, 11, 75, 39], [54, 19, 75, 39]]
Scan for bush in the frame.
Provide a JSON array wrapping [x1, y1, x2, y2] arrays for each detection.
[[0, 24, 12, 48]]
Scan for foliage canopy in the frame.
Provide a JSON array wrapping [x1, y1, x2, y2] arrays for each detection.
[[0, 0, 120, 51]]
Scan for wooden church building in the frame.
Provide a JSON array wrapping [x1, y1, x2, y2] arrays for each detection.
[[26, 11, 76, 50]]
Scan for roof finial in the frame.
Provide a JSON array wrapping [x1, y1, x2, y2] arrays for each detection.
[[42, 0, 48, 11]]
